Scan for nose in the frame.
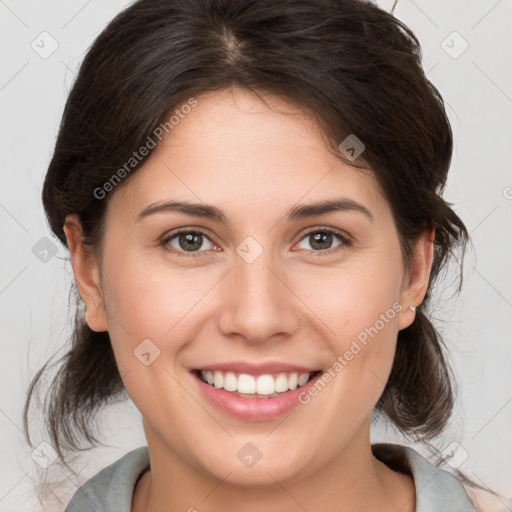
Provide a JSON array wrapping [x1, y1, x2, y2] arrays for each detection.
[[216, 250, 299, 345]]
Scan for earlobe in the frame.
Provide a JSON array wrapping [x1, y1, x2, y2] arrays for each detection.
[[63, 214, 108, 332], [398, 228, 435, 330]]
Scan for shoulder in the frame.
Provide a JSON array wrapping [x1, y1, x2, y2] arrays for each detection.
[[372, 443, 478, 512], [63, 446, 150, 512]]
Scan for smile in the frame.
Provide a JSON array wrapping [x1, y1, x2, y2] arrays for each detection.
[[191, 365, 323, 421]]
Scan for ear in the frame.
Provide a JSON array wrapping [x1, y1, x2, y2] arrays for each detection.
[[398, 227, 435, 330], [63, 214, 108, 332]]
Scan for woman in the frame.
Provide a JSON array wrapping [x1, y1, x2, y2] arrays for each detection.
[[23, 0, 498, 510]]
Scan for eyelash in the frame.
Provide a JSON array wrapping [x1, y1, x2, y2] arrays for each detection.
[[161, 227, 353, 259]]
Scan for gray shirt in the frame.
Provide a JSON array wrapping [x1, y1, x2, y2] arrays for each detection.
[[63, 443, 477, 511]]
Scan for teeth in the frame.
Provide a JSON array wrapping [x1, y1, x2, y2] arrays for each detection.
[[256, 375, 275, 395], [238, 373, 256, 394], [199, 370, 313, 396], [213, 371, 223, 389], [223, 372, 237, 392], [275, 373, 288, 392], [298, 372, 309, 386]]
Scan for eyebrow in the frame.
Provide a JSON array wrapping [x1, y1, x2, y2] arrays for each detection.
[[135, 198, 374, 224]]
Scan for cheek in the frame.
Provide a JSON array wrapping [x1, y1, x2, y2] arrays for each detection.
[[99, 259, 208, 426], [99, 249, 213, 370], [295, 252, 402, 344]]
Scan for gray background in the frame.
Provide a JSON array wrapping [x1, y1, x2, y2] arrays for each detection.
[[1, 0, 511, 510]]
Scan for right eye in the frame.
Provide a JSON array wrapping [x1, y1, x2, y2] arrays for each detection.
[[161, 229, 218, 258]]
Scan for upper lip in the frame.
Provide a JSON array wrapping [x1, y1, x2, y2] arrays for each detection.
[[192, 361, 321, 375]]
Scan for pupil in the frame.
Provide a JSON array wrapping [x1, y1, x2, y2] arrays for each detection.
[[312, 232, 331, 250], [180, 233, 202, 251]]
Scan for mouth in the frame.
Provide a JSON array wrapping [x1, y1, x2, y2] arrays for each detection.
[[193, 369, 322, 398], [190, 365, 324, 421]]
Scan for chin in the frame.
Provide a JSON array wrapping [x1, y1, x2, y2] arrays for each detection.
[[196, 442, 318, 488]]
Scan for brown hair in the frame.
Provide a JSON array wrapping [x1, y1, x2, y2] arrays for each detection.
[[23, 0, 498, 504]]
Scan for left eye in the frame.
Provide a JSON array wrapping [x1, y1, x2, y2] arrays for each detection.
[[295, 229, 350, 254]]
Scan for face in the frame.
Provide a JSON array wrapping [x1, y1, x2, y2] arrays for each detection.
[[67, 87, 430, 487]]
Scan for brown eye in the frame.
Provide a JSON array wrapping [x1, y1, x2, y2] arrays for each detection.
[[296, 228, 352, 255], [162, 229, 215, 256]]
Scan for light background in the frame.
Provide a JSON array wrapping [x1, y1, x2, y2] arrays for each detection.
[[1, 0, 511, 510]]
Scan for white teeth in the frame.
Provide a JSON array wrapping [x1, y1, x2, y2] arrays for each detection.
[[288, 373, 298, 390], [275, 373, 288, 392], [199, 370, 314, 396], [213, 371, 223, 389], [238, 374, 256, 394], [256, 375, 275, 395], [223, 372, 237, 392], [298, 372, 309, 386]]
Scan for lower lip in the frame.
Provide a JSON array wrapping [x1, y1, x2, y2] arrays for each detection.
[[192, 371, 322, 421]]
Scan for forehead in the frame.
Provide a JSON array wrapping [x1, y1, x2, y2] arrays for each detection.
[[107, 88, 388, 224]]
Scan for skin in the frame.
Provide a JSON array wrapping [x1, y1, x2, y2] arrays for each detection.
[[64, 87, 434, 512]]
